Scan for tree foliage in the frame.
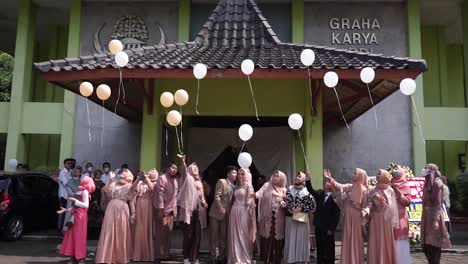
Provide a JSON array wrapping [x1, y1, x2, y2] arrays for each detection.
[[0, 51, 14, 102]]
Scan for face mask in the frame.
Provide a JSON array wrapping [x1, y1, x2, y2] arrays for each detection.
[[391, 169, 399, 177], [104, 168, 110, 173], [421, 168, 428, 176], [87, 167, 93, 172]]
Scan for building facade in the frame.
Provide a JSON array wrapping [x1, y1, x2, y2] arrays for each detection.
[[0, 0, 466, 189]]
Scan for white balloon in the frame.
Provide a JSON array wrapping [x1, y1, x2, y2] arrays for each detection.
[[115, 51, 129, 67], [360, 67, 375, 84], [241, 59, 255, 75], [238, 124, 253, 141], [79, 82, 94, 97], [7, 159, 18, 169], [167, 110, 182, 126], [96, 84, 111, 100], [288, 113, 303, 130], [160, 92, 174, 108], [400, 78, 416, 96], [193, 63, 207, 80], [174, 89, 189, 106], [108, 39, 123, 55], [300, 49, 315, 66], [238, 152, 252, 168], [324, 71, 339, 88]]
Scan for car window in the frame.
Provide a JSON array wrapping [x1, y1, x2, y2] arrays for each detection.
[[19, 176, 37, 194], [0, 177, 10, 193], [37, 178, 53, 194]]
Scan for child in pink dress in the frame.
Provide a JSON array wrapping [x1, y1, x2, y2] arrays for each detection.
[[59, 176, 95, 264]]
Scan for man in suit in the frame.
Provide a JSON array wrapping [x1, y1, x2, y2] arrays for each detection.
[[209, 166, 238, 264], [306, 176, 340, 264]]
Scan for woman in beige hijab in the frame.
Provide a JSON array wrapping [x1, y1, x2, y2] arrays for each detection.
[[421, 163, 451, 264], [365, 169, 399, 264], [95, 169, 136, 264], [132, 169, 158, 262], [256, 170, 288, 264], [324, 168, 369, 264]]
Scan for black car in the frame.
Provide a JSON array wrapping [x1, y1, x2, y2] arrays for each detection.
[[0, 172, 59, 241]]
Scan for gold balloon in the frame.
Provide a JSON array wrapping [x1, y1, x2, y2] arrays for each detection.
[[160, 92, 174, 108], [166, 110, 182, 126], [96, 84, 111, 100], [79, 82, 94, 97], [108, 39, 123, 55], [174, 89, 189, 106]]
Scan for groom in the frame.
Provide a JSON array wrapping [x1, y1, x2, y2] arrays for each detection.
[[209, 166, 237, 264]]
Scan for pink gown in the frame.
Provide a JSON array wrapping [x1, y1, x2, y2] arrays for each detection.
[[95, 183, 134, 264], [60, 190, 89, 260], [228, 186, 256, 264], [132, 182, 156, 262]]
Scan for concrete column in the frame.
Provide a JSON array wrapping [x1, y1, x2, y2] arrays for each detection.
[[140, 80, 162, 170], [407, 0, 427, 172], [4, 0, 36, 171], [178, 0, 191, 42], [59, 0, 81, 164]]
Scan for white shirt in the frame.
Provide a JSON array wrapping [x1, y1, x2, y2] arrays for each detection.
[[324, 192, 332, 203], [101, 171, 115, 185], [58, 168, 71, 199], [443, 185, 450, 209]]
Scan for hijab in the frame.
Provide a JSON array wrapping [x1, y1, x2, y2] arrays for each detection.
[[391, 165, 410, 196], [350, 168, 368, 205], [376, 169, 392, 190], [79, 176, 96, 200]]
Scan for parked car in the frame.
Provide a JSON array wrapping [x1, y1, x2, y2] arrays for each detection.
[[0, 172, 59, 241]]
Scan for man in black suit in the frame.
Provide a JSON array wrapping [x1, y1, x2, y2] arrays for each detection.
[[305, 176, 340, 264]]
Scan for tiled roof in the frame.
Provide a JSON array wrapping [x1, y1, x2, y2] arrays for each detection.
[[34, 0, 427, 73]]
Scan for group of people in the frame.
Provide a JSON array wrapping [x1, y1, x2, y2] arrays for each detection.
[[55, 154, 451, 264]]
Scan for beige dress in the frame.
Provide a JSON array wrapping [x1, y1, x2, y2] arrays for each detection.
[[335, 183, 368, 264], [367, 186, 398, 264], [95, 183, 134, 264], [132, 181, 156, 262]]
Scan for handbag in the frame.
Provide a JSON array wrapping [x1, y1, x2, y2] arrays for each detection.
[[292, 212, 309, 223]]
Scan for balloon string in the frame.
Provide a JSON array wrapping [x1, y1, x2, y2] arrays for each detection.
[[366, 83, 378, 129], [307, 67, 313, 108], [165, 109, 168, 156], [101, 100, 105, 148], [333, 87, 350, 130], [411, 95, 425, 145], [180, 105, 184, 151], [247, 75, 260, 121], [175, 125, 182, 154], [297, 130, 309, 173], [196, 79, 200, 115], [115, 71, 122, 113], [86, 97, 91, 142], [239, 141, 246, 154], [121, 68, 126, 104]]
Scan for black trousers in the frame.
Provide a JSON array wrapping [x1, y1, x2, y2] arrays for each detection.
[[181, 210, 202, 262], [58, 197, 68, 231], [423, 244, 441, 264], [315, 228, 335, 264]]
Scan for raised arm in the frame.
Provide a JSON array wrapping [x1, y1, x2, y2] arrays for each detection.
[[178, 154, 188, 183]]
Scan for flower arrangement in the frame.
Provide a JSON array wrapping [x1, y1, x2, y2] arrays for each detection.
[[386, 163, 415, 178], [409, 221, 421, 245]]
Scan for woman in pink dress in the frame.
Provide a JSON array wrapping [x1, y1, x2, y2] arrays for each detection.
[[390, 165, 412, 264], [59, 175, 95, 264], [227, 168, 256, 264], [132, 169, 158, 262], [324, 168, 369, 264], [95, 169, 136, 264], [365, 169, 399, 264], [256, 170, 287, 264]]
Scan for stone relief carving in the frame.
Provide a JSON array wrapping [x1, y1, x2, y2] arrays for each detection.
[[93, 15, 166, 53]]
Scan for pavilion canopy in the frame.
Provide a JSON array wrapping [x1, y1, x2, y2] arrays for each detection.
[[34, 0, 427, 123]]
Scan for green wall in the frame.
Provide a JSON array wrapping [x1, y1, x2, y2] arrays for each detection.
[[422, 25, 467, 180]]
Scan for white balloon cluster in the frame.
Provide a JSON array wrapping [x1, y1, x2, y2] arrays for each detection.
[[109, 39, 129, 68], [160, 90, 189, 127]]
